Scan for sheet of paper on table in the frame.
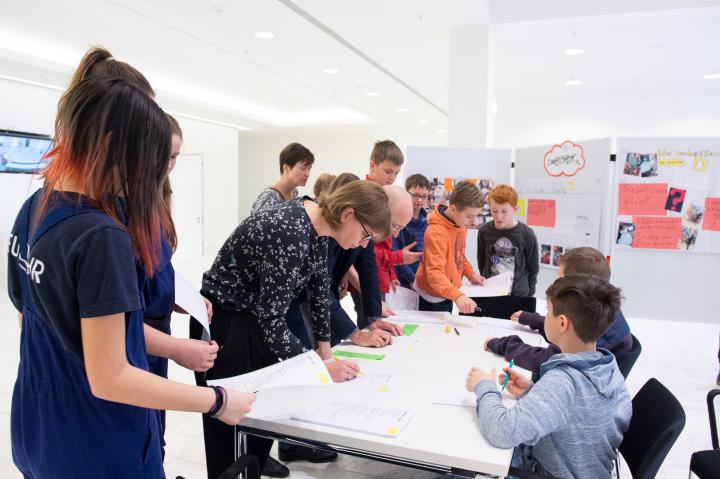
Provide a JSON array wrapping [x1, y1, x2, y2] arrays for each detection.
[[384, 286, 419, 311], [207, 350, 331, 392], [460, 272, 513, 298]]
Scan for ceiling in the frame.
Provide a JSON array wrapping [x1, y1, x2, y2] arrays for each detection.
[[0, 0, 718, 133]]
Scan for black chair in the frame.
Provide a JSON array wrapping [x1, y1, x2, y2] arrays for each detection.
[[615, 334, 642, 379], [619, 378, 686, 479], [689, 389, 720, 478]]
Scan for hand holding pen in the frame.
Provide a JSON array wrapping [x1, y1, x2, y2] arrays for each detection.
[[497, 361, 531, 397]]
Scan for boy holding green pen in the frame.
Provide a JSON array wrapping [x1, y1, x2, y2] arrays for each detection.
[[465, 274, 632, 479]]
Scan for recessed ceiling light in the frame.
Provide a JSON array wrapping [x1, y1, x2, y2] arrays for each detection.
[[565, 79, 583, 86], [254, 31, 275, 39], [322, 68, 339, 75], [418, 120, 429, 124], [365, 91, 380, 96], [564, 48, 585, 56], [396, 108, 408, 112], [704, 73, 720, 80], [436, 129, 446, 133]]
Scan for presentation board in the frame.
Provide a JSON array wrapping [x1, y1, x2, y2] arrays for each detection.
[[614, 138, 720, 254], [514, 138, 613, 293], [404, 145, 513, 267], [611, 137, 720, 322]]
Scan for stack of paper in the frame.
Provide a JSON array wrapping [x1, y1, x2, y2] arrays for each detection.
[[291, 400, 417, 438], [384, 286, 419, 311], [460, 271, 513, 298], [207, 350, 331, 392]]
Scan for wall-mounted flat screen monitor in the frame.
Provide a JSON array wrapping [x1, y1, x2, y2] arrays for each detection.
[[0, 130, 53, 174]]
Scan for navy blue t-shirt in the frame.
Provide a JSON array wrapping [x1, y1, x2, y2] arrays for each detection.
[[7, 192, 141, 362]]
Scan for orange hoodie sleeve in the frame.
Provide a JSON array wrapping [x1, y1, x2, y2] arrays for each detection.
[[462, 256, 476, 279], [422, 226, 464, 301]]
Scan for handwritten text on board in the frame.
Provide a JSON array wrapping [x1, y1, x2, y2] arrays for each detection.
[[632, 216, 681, 249], [526, 199, 556, 227], [618, 183, 668, 216], [703, 198, 720, 231]]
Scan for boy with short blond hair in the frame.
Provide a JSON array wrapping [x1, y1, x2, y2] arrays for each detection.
[[477, 184, 539, 297], [466, 274, 632, 479], [485, 247, 634, 379], [414, 181, 485, 313]]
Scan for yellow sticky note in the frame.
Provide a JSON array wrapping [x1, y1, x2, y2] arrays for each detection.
[[378, 385, 389, 393], [694, 157, 709, 172], [517, 198, 527, 217], [317, 373, 330, 384], [566, 180, 575, 192], [386, 426, 399, 436], [659, 158, 684, 167]]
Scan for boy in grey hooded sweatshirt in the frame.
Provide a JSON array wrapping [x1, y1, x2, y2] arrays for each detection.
[[466, 274, 632, 479]]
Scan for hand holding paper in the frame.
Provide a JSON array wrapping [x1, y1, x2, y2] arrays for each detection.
[[174, 272, 211, 341]]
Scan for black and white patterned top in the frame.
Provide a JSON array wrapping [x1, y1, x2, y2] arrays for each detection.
[[250, 187, 298, 215], [202, 197, 332, 360]]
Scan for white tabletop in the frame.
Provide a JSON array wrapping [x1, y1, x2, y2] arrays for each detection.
[[239, 314, 545, 477]]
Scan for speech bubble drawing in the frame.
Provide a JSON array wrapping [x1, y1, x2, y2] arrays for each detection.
[[543, 140, 586, 177]]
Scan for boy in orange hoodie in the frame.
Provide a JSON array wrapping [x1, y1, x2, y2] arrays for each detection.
[[415, 181, 486, 313]]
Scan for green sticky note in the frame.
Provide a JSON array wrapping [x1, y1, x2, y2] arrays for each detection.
[[402, 324, 419, 336], [333, 350, 385, 360]]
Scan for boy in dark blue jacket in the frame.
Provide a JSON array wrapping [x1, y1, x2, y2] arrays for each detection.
[[485, 247, 633, 379], [393, 174, 431, 289]]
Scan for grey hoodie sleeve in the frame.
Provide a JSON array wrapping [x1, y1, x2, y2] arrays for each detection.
[[473, 371, 575, 448]]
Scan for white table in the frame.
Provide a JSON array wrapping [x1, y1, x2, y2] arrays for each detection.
[[237, 314, 545, 478]]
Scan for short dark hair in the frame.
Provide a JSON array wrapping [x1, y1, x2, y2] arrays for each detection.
[[449, 181, 483, 209], [405, 173, 431, 191], [546, 274, 622, 343], [279, 143, 314, 174], [559, 247, 611, 280], [370, 140, 404, 166]]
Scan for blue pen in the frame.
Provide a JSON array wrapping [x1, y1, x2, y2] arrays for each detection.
[[501, 359, 514, 392]]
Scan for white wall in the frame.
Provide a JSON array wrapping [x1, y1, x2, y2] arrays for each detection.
[[174, 117, 239, 256], [237, 125, 448, 220], [0, 78, 241, 273], [494, 93, 720, 148]]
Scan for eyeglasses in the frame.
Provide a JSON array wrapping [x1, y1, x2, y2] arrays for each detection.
[[359, 221, 373, 242], [411, 194, 430, 200]]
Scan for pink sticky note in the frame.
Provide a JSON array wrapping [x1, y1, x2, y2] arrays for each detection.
[[632, 216, 681, 249], [703, 198, 720, 231], [526, 199, 556, 227], [618, 183, 668, 216]]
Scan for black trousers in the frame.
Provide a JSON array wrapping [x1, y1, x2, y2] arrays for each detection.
[[190, 305, 278, 479], [418, 296, 453, 313]]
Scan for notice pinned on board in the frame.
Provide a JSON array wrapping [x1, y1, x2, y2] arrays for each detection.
[[632, 216, 682, 249], [703, 198, 720, 231], [517, 198, 527, 217], [526, 199, 556, 227], [618, 183, 668, 216]]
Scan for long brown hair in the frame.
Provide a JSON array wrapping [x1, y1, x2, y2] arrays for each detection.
[[40, 77, 172, 276], [68, 46, 153, 96], [58, 46, 177, 258]]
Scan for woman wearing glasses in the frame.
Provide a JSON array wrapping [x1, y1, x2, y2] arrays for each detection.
[[192, 180, 391, 478]]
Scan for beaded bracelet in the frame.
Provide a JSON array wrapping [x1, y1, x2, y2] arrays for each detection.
[[208, 386, 225, 417]]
